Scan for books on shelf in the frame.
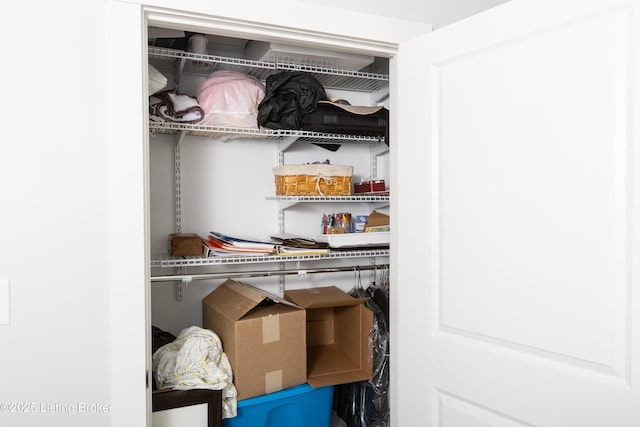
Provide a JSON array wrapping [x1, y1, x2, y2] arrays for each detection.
[[198, 230, 389, 258], [203, 232, 278, 257], [209, 231, 277, 250]]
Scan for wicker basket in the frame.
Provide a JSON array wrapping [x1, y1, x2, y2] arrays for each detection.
[[273, 164, 353, 196]]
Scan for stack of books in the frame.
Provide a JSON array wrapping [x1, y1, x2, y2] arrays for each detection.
[[203, 232, 277, 257]]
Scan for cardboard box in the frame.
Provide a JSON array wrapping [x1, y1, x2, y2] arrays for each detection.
[[365, 211, 389, 228], [202, 280, 307, 400], [283, 286, 373, 388], [169, 233, 203, 256]]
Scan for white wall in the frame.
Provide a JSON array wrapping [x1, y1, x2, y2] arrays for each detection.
[[298, 0, 510, 28], [0, 0, 503, 426], [0, 1, 110, 426]]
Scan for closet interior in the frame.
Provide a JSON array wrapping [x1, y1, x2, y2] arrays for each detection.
[[147, 27, 392, 427]]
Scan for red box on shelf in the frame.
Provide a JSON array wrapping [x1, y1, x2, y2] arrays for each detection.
[[354, 180, 386, 194]]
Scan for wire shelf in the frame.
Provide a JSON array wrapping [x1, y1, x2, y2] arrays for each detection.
[[150, 248, 390, 269], [267, 195, 389, 202], [148, 120, 386, 144], [148, 46, 389, 92]]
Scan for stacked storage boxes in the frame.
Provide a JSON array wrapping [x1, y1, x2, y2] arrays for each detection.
[[203, 280, 373, 427]]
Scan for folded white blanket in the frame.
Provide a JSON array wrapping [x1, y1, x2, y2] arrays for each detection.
[[151, 90, 204, 123]]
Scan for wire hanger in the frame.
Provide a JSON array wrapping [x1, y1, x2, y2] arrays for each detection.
[[354, 266, 363, 291]]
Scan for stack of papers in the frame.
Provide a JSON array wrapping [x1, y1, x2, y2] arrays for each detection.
[[204, 232, 278, 257], [271, 233, 330, 256], [276, 246, 330, 256]]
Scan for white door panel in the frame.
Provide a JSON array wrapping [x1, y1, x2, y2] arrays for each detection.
[[439, 4, 629, 373], [437, 390, 534, 427], [394, 0, 640, 425]]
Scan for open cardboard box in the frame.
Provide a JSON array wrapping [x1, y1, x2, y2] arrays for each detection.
[[365, 210, 389, 229], [202, 279, 307, 400], [284, 286, 373, 388]]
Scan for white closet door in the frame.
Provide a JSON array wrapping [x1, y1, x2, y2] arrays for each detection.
[[393, 0, 640, 425]]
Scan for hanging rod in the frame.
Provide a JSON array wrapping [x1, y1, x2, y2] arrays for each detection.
[[150, 263, 388, 283]]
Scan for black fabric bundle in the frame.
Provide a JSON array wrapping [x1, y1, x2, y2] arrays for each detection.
[[258, 71, 326, 130]]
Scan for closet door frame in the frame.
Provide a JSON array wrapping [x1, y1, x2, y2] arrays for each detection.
[[106, 2, 430, 425]]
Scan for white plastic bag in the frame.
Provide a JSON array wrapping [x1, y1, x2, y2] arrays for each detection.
[[196, 70, 266, 128]]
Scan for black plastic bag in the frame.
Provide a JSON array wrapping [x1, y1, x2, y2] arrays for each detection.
[[258, 71, 326, 130], [151, 326, 177, 390]]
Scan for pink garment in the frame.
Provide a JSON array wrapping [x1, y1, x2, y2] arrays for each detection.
[[196, 70, 266, 128]]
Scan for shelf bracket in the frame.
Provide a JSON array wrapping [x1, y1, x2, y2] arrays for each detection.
[[277, 201, 299, 210], [370, 144, 389, 179], [175, 131, 186, 233], [174, 267, 191, 301], [278, 208, 285, 233], [175, 281, 183, 301], [277, 136, 301, 165], [277, 262, 287, 294]]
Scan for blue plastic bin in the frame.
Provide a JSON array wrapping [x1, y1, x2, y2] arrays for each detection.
[[223, 383, 334, 427]]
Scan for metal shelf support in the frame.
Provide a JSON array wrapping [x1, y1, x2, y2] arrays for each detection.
[[277, 136, 301, 164], [174, 131, 186, 233], [371, 144, 389, 180]]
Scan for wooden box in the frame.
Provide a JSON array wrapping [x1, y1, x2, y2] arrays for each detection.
[[169, 233, 203, 257]]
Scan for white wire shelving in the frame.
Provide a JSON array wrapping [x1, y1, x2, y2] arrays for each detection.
[[148, 46, 389, 143], [267, 194, 389, 203], [149, 121, 386, 144], [151, 248, 390, 269], [148, 46, 389, 92], [148, 46, 391, 281]]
